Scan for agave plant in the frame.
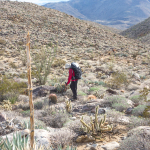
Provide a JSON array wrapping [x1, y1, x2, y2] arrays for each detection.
[[0, 132, 29, 150], [0, 132, 76, 150]]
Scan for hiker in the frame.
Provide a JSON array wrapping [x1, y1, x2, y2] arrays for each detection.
[[65, 63, 79, 101]]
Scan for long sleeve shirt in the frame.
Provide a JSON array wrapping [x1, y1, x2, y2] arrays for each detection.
[[66, 68, 78, 85]]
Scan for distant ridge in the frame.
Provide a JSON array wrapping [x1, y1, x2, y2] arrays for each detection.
[[120, 17, 150, 44], [43, 0, 150, 30]]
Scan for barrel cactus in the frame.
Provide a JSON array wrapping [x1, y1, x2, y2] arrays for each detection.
[[49, 94, 57, 104]]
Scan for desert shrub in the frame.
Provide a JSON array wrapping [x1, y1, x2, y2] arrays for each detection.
[[78, 91, 87, 96], [46, 111, 68, 128], [17, 41, 24, 46], [34, 101, 44, 110], [128, 116, 150, 129], [52, 59, 66, 68], [106, 95, 126, 105], [65, 120, 82, 133], [32, 47, 56, 85], [19, 73, 27, 79], [9, 62, 17, 69], [118, 128, 150, 150], [3, 92, 19, 104], [107, 71, 129, 89], [112, 103, 129, 112], [106, 109, 125, 123], [52, 130, 76, 149], [0, 39, 6, 45], [132, 104, 147, 116], [130, 95, 141, 104], [21, 103, 30, 111], [21, 110, 30, 116], [0, 76, 27, 102], [23, 118, 46, 129], [89, 86, 101, 92]]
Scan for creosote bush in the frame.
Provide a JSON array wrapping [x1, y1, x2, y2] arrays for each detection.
[[112, 103, 129, 112], [106, 95, 126, 105], [0, 75, 27, 102], [106, 71, 129, 89], [132, 104, 147, 116], [130, 95, 141, 104]]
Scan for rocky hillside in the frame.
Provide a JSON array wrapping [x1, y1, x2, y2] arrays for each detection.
[[120, 17, 150, 44], [44, 0, 150, 30], [1, 1, 150, 150]]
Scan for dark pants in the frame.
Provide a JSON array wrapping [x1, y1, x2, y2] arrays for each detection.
[[70, 80, 78, 99]]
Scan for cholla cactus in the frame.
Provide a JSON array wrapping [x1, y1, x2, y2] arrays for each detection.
[[80, 106, 113, 138], [2, 100, 12, 111], [65, 97, 72, 113]]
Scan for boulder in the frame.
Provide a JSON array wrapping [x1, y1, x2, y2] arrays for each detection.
[[119, 126, 150, 150]]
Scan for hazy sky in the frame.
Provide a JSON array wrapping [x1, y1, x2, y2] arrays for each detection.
[[10, 0, 69, 5]]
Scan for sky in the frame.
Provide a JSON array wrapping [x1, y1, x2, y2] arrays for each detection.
[[10, 0, 70, 5]]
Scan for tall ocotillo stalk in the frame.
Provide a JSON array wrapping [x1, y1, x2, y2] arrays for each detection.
[[26, 32, 34, 149]]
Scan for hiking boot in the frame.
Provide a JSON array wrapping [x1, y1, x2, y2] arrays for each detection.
[[69, 97, 77, 101]]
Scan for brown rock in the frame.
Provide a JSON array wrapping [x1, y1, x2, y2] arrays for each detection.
[[76, 135, 95, 143]]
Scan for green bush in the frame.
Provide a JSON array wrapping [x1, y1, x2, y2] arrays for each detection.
[[132, 105, 147, 116], [0, 76, 27, 102], [34, 101, 44, 110], [106, 95, 126, 104], [20, 110, 30, 116], [89, 86, 101, 92], [78, 91, 87, 96], [112, 103, 129, 112], [130, 95, 141, 104], [107, 71, 129, 89]]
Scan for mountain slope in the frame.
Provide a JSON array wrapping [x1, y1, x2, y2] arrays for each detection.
[[120, 17, 150, 44], [43, 0, 150, 30]]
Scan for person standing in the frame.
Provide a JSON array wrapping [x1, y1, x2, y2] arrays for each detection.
[[65, 63, 78, 101]]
